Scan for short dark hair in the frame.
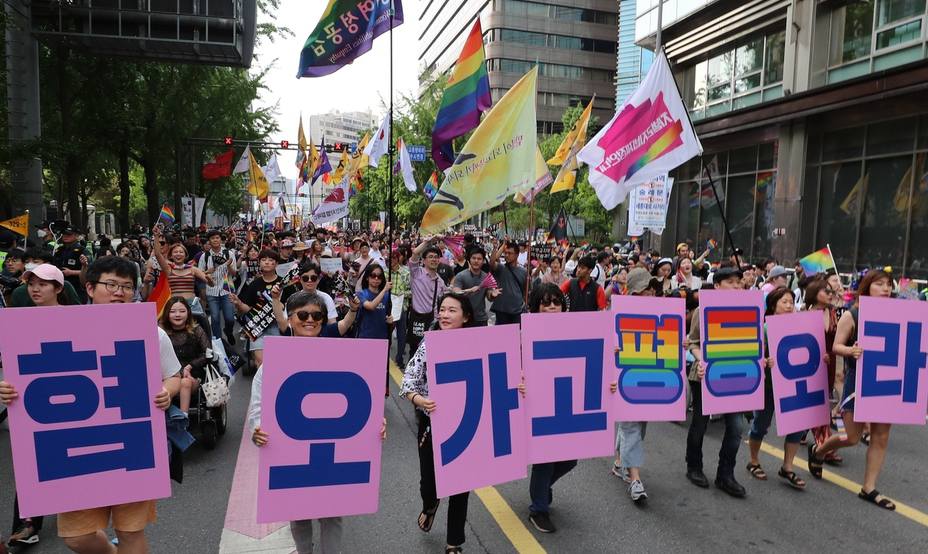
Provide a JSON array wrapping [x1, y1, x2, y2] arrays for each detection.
[[432, 292, 475, 329], [578, 255, 596, 270], [504, 240, 520, 252], [86, 255, 139, 286], [26, 247, 53, 263], [205, 230, 222, 239], [258, 249, 281, 263], [596, 251, 611, 263], [6, 248, 25, 261], [765, 286, 795, 316], [423, 246, 442, 259], [286, 291, 327, 314], [298, 261, 321, 275], [466, 246, 485, 260], [529, 283, 566, 313]]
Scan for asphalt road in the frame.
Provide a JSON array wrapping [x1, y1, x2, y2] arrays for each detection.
[[2, 364, 927, 553]]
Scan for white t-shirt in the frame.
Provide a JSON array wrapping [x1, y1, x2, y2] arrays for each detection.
[[158, 327, 183, 380]]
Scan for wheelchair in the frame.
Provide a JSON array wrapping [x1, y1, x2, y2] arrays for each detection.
[[186, 312, 230, 450]]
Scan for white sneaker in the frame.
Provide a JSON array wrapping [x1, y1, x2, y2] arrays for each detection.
[[628, 479, 648, 502], [611, 463, 630, 483]]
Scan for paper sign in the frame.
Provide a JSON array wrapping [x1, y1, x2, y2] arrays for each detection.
[[612, 295, 687, 421], [425, 325, 527, 498], [765, 311, 831, 435], [0, 304, 170, 518], [699, 290, 766, 415], [521, 312, 615, 464], [257, 336, 388, 522], [320, 258, 344, 274], [855, 296, 928, 424]]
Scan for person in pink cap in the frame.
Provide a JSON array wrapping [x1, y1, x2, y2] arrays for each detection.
[[23, 263, 68, 307]]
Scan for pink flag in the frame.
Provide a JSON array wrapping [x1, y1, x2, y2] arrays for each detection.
[[442, 235, 465, 259], [480, 273, 499, 290]]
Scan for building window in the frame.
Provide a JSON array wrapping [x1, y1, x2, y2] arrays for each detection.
[[492, 28, 617, 54], [681, 29, 786, 121], [498, 0, 617, 26], [489, 58, 616, 83]]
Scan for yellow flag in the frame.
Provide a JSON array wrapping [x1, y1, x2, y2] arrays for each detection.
[[308, 139, 320, 177], [514, 148, 555, 204], [331, 149, 350, 183], [296, 116, 308, 170], [0, 213, 29, 236], [421, 67, 538, 233], [840, 172, 868, 216], [547, 98, 594, 166], [351, 133, 371, 172], [247, 150, 270, 202]]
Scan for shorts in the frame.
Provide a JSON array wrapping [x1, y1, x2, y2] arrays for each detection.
[[840, 368, 856, 413], [249, 324, 280, 351], [57, 500, 156, 538]]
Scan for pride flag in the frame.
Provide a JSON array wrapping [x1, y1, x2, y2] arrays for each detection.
[[424, 171, 439, 201], [158, 205, 175, 227], [799, 246, 835, 276], [431, 19, 492, 171], [149, 271, 172, 317]]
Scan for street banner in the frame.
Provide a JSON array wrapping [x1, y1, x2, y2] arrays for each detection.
[[320, 258, 345, 274], [425, 325, 527, 498], [611, 296, 687, 421], [765, 311, 831, 435], [855, 296, 928, 424], [578, 51, 702, 210], [0, 304, 170, 518], [258, 336, 388, 522], [699, 290, 766, 415], [312, 180, 350, 226], [297, 0, 404, 78], [520, 311, 615, 464], [627, 175, 673, 236]]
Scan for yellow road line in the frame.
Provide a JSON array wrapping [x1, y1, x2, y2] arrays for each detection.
[[389, 361, 546, 553], [756, 441, 928, 528]]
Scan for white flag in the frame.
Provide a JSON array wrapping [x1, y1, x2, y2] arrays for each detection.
[[233, 145, 252, 174], [364, 113, 391, 167], [312, 177, 350, 225], [395, 138, 417, 192], [578, 51, 702, 210], [263, 152, 282, 183]]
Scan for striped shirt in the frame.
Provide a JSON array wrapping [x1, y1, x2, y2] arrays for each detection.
[[198, 247, 237, 297]]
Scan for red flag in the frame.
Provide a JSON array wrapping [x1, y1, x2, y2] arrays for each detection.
[[201, 149, 235, 180], [149, 271, 172, 317]]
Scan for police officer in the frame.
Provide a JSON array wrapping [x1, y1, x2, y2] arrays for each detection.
[[53, 224, 91, 302]]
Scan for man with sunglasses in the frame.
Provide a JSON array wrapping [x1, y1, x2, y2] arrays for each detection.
[[559, 256, 607, 312], [280, 261, 337, 325]]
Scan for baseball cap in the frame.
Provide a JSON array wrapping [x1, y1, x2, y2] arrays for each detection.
[[713, 265, 744, 283], [627, 267, 655, 295], [768, 265, 788, 279], [23, 263, 65, 286]]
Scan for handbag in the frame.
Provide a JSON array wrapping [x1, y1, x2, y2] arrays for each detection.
[[201, 363, 230, 408]]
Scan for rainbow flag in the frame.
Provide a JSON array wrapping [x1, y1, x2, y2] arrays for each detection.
[[799, 246, 835, 276], [424, 171, 439, 201], [158, 205, 175, 226], [431, 19, 492, 171], [149, 270, 172, 317]]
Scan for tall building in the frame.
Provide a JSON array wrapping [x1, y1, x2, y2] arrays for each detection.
[[615, 0, 653, 105], [638, 0, 928, 277], [418, 0, 619, 135], [308, 110, 378, 147]]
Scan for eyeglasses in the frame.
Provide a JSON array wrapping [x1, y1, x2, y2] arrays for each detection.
[[95, 281, 135, 294], [369, 274, 383, 280], [824, 288, 836, 295], [294, 310, 325, 322], [424, 255, 440, 260], [301, 274, 319, 283], [541, 297, 563, 307]]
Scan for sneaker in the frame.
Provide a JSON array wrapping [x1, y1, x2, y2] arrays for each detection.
[[8, 524, 39, 546], [628, 479, 648, 502], [611, 462, 631, 483], [528, 511, 556, 533]]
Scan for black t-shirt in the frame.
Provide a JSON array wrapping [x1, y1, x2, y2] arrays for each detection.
[[241, 275, 282, 310], [436, 263, 455, 286]]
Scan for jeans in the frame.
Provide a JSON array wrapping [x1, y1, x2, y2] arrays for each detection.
[[750, 383, 805, 444], [289, 518, 343, 554], [416, 411, 469, 547], [492, 311, 522, 326], [393, 306, 408, 365], [206, 294, 236, 339], [686, 380, 744, 479], [616, 422, 648, 468], [529, 461, 577, 514]]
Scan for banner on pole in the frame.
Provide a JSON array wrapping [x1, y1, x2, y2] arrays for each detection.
[[627, 175, 673, 236]]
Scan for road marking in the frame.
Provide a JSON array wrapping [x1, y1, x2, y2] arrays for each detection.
[[757, 441, 928, 528], [389, 361, 546, 554]]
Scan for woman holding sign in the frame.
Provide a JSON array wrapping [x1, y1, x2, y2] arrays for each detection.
[[746, 287, 807, 489], [808, 270, 896, 510], [400, 292, 475, 554]]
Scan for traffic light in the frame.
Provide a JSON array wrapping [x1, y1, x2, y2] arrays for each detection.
[[223, 136, 233, 146], [280, 140, 290, 149]]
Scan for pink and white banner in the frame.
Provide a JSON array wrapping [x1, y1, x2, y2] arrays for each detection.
[[424, 325, 527, 498]]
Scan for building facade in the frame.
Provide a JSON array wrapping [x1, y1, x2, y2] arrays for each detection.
[[418, 0, 619, 134], [640, 0, 928, 278], [308, 110, 378, 147], [615, 0, 653, 105]]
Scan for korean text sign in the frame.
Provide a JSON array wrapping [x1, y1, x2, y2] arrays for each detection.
[[425, 325, 527, 498], [258, 336, 388, 522], [856, 297, 928, 425], [612, 295, 687, 421], [521, 311, 615, 464], [0, 304, 170, 517], [699, 290, 766, 415], [765, 311, 831, 435]]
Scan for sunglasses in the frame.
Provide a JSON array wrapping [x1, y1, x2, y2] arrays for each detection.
[[294, 310, 325, 322], [301, 274, 319, 283], [824, 288, 836, 295], [369, 273, 384, 279], [541, 297, 563, 307]]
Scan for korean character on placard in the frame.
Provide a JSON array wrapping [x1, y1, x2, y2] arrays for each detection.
[[340, 11, 360, 35], [19, 340, 156, 482], [324, 23, 343, 45], [702, 307, 763, 397], [614, 315, 684, 404], [531, 339, 608, 436], [356, 0, 375, 21], [775, 332, 827, 413], [312, 38, 327, 57]]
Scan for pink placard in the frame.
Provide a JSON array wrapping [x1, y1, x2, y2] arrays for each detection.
[[611, 296, 687, 422], [765, 311, 831, 435], [257, 336, 388, 523], [855, 296, 928, 425], [424, 325, 527, 498], [521, 312, 615, 464], [698, 290, 766, 415], [0, 304, 170, 518]]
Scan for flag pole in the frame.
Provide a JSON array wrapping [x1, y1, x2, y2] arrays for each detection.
[[826, 243, 838, 274], [388, 0, 396, 282], [526, 198, 535, 305]]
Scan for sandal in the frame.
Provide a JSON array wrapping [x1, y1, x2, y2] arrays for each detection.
[[778, 467, 806, 490], [418, 501, 440, 533], [861, 432, 871, 446], [858, 489, 896, 511], [807, 444, 823, 479], [746, 462, 768, 480], [445, 547, 463, 553], [823, 451, 843, 465]]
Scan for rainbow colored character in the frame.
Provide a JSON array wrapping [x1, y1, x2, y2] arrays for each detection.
[[702, 307, 763, 396], [614, 314, 684, 404]]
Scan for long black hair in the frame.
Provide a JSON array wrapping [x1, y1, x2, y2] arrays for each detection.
[[360, 262, 386, 291]]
